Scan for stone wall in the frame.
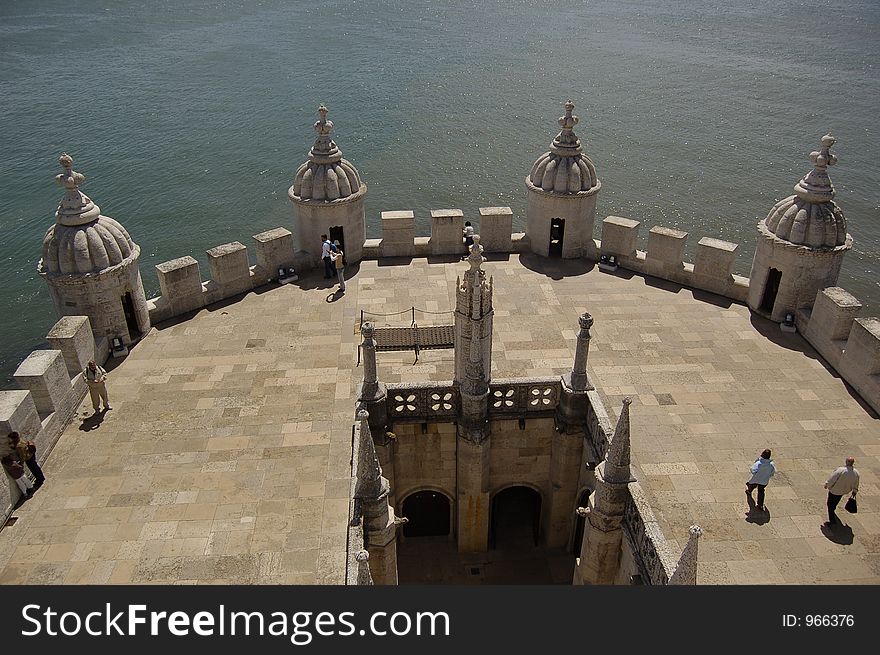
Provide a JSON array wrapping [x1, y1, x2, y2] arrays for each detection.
[[1, 317, 106, 521], [146, 227, 300, 324], [799, 287, 880, 414], [598, 216, 750, 302]]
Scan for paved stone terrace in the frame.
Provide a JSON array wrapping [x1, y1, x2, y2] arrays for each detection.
[[1, 254, 877, 584]]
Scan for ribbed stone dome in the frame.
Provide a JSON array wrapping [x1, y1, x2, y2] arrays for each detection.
[[39, 154, 138, 275], [763, 135, 847, 248], [42, 217, 136, 275], [291, 105, 364, 201], [528, 100, 600, 194]]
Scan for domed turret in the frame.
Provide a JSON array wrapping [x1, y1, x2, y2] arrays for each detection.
[[748, 135, 853, 322], [38, 154, 150, 345], [288, 105, 367, 263], [525, 101, 601, 259]]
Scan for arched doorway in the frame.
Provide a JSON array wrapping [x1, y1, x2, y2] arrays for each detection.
[[760, 268, 782, 314], [490, 486, 542, 549], [329, 225, 346, 260], [401, 490, 451, 537], [571, 488, 592, 556], [549, 218, 565, 257]]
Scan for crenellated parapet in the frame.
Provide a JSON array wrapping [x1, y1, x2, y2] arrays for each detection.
[[598, 216, 750, 301], [799, 287, 880, 413], [146, 227, 300, 324], [1, 316, 107, 521]]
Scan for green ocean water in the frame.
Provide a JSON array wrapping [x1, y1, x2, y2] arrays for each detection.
[[1, 0, 878, 386]]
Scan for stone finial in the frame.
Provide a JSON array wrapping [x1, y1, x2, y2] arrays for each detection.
[[668, 525, 704, 585], [578, 312, 593, 333], [558, 100, 579, 132], [354, 408, 385, 499], [551, 99, 583, 154], [55, 153, 85, 191], [361, 321, 375, 339], [315, 104, 333, 137], [54, 153, 100, 226], [601, 397, 634, 484], [467, 234, 485, 272], [566, 311, 594, 391], [308, 104, 342, 162], [794, 134, 838, 203]]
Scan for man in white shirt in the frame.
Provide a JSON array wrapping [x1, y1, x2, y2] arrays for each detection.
[[824, 456, 859, 526]]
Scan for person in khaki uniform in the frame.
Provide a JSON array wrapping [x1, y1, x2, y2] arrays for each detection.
[[82, 360, 111, 413]]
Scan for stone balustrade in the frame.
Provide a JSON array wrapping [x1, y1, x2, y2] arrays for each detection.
[[622, 483, 678, 585], [384, 377, 562, 424], [346, 418, 372, 585], [1, 316, 106, 520]]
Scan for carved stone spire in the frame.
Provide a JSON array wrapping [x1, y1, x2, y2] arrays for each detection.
[[564, 312, 594, 391], [455, 235, 493, 397], [54, 153, 101, 226], [668, 525, 703, 585], [308, 104, 343, 164], [458, 235, 493, 321], [794, 134, 837, 203], [551, 100, 584, 156], [600, 397, 633, 484], [354, 408, 388, 500]]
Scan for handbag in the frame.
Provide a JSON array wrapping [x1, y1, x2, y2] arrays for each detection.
[[844, 496, 858, 514]]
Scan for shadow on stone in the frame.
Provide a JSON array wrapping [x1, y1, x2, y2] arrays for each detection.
[[745, 502, 771, 525], [518, 253, 595, 280], [643, 275, 683, 293], [377, 256, 414, 267], [692, 289, 734, 309], [820, 521, 854, 545], [79, 410, 106, 432], [326, 289, 345, 303]]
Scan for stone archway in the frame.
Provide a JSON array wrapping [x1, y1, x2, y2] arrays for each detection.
[[490, 486, 542, 550], [401, 490, 451, 537]]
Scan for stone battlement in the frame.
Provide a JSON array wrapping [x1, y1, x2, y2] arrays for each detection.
[[147, 228, 301, 324], [799, 288, 880, 413], [141, 206, 878, 414], [1, 317, 107, 520]]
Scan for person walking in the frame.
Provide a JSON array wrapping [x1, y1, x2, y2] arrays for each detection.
[[321, 234, 334, 279], [746, 448, 776, 511], [824, 456, 860, 526], [330, 242, 346, 292], [1, 451, 33, 498], [83, 360, 111, 413], [461, 221, 475, 260], [9, 431, 44, 489]]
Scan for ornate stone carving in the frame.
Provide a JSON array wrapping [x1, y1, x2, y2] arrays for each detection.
[[668, 525, 704, 585]]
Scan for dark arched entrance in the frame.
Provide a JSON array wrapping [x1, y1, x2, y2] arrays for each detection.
[[760, 267, 782, 313], [549, 218, 565, 257], [402, 490, 450, 537], [571, 489, 592, 556], [490, 486, 542, 549]]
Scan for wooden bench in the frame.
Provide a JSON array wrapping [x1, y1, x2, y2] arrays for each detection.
[[367, 324, 455, 363]]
